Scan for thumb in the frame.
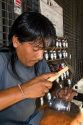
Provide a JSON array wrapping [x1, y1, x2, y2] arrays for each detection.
[[41, 72, 57, 80]]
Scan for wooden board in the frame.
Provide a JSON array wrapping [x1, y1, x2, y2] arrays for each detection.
[[48, 66, 69, 82]]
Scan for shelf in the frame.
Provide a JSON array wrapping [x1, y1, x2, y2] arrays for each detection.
[[46, 58, 68, 62], [46, 47, 68, 50]]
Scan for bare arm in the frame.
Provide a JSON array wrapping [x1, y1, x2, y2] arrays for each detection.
[[0, 86, 24, 110], [0, 73, 55, 110]]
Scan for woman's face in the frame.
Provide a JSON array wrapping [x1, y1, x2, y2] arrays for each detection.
[[12, 36, 44, 66]]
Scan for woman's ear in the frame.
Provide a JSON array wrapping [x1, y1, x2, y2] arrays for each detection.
[[12, 36, 20, 48]]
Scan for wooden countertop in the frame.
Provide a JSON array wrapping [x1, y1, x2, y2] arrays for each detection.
[[40, 107, 83, 125]]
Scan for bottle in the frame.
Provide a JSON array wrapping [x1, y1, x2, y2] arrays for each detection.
[[67, 79, 72, 88], [40, 97, 44, 106], [56, 38, 59, 48], [65, 50, 68, 58], [58, 39, 62, 48], [69, 54, 72, 59], [62, 39, 66, 48], [58, 50, 62, 59], [44, 50, 49, 60], [65, 39, 68, 48], [47, 92, 52, 103], [50, 50, 54, 60], [61, 74, 64, 81], [66, 70, 70, 77], [62, 50, 66, 58], [63, 72, 67, 79], [61, 63, 65, 68], [53, 50, 57, 60]]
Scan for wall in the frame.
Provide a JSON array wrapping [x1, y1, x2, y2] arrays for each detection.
[[0, 0, 83, 83], [55, 0, 83, 83], [24, 0, 83, 83]]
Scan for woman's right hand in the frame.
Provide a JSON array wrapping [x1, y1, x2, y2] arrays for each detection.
[[21, 73, 55, 99]]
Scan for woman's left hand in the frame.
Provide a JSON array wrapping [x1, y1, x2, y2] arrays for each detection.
[[54, 87, 78, 101]]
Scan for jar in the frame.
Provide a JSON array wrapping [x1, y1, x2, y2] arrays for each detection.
[[50, 50, 54, 60], [44, 50, 49, 60], [48, 97, 71, 111], [53, 50, 57, 59]]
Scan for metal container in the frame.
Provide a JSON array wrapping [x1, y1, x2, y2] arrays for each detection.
[[48, 97, 71, 111]]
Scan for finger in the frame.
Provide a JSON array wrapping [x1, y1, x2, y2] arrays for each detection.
[[70, 92, 77, 99], [72, 91, 78, 96], [66, 92, 76, 101], [44, 87, 49, 93], [64, 88, 68, 95], [41, 72, 58, 80], [42, 80, 53, 88], [73, 92, 78, 96], [41, 92, 45, 96], [65, 93, 71, 100], [41, 83, 50, 93]]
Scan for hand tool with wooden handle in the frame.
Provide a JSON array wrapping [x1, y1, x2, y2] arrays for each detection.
[[40, 66, 69, 106], [48, 66, 69, 82]]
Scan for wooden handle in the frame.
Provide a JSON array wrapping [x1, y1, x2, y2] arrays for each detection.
[[48, 66, 69, 82]]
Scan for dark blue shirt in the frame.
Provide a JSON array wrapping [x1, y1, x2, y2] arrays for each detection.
[[0, 52, 50, 125]]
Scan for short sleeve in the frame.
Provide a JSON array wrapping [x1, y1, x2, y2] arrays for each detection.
[[35, 59, 51, 75], [41, 59, 50, 73], [0, 53, 6, 78]]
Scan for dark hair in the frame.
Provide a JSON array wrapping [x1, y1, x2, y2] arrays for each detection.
[[9, 11, 56, 49], [8, 11, 56, 81]]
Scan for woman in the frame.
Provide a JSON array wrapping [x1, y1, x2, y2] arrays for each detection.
[[0, 11, 56, 125], [0, 11, 77, 125]]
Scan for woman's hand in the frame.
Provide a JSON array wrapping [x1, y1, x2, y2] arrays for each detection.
[[54, 87, 78, 101], [22, 73, 55, 99]]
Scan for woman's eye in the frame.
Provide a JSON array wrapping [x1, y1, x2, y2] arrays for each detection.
[[33, 46, 44, 51]]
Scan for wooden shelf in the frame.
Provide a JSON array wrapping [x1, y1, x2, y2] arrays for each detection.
[[46, 58, 68, 62], [46, 47, 68, 50]]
